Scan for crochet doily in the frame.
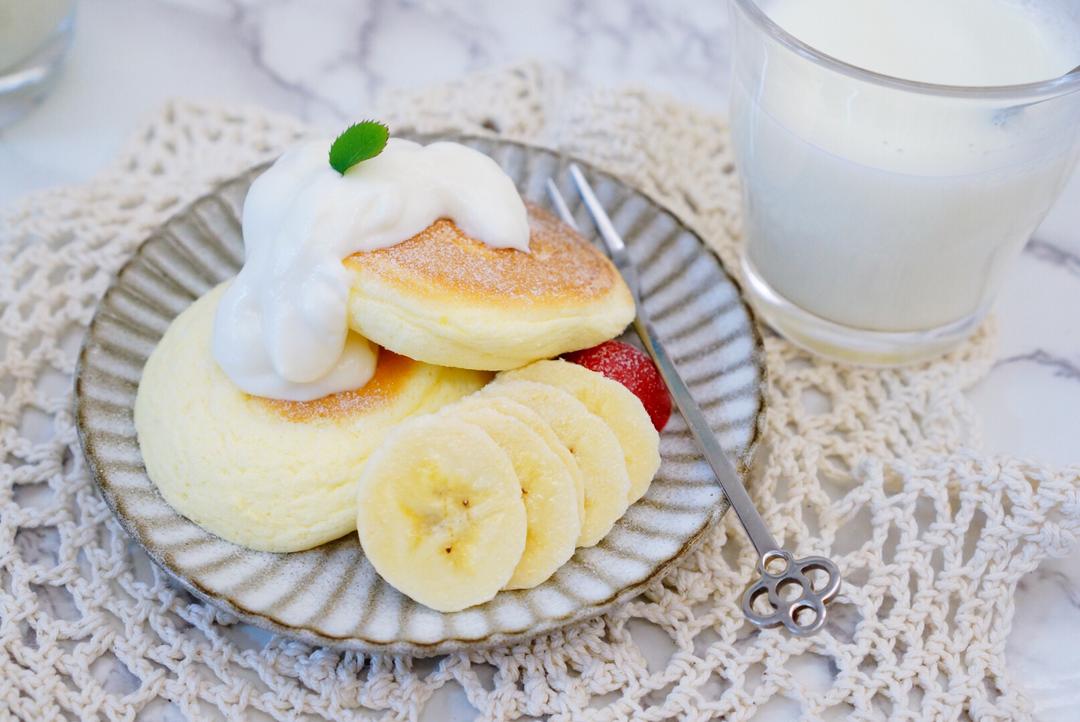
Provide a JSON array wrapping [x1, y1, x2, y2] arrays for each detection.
[[2, 64, 1078, 721]]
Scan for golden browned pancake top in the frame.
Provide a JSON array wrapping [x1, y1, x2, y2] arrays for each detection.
[[343, 204, 621, 305], [256, 351, 418, 422]]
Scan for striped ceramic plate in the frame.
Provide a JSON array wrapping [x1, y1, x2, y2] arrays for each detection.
[[75, 135, 766, 655]]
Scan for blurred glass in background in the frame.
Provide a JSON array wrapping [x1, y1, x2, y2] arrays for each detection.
[[0, 0, 75, 128]]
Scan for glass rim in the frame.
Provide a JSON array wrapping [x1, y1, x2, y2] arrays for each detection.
[[732, 0, 1080, 101]]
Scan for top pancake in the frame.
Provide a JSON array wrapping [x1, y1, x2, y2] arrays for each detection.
[[343, 204, 635, 370]]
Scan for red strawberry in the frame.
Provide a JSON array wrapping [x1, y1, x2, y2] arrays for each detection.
[[563, 340, 672, 431]]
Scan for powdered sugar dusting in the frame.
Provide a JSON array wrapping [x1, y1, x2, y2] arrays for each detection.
[[345, 204, 620, 304]]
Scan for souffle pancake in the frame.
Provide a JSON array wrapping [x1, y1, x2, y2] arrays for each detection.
[[133, 124, 662, 612], [134, 285, 488, 553], [344, 203, 635, 370]]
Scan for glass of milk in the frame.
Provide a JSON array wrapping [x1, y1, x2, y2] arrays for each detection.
[[0, 0, 75, 127], [730, 0, 1080, 365]]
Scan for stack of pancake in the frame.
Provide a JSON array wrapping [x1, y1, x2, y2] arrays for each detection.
[[135, 205, 637, 554]]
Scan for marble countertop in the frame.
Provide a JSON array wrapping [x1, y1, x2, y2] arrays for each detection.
[[2, 1, 1078, 719]]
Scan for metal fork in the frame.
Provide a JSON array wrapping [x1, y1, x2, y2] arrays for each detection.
[[546, 165, 841, 636]]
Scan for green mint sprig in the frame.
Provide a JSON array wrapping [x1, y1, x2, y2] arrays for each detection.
[[328, 121, 390, 175]]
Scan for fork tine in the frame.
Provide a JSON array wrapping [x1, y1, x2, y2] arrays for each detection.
[[569, 164, 626, 254], [544, 179, 579, 230]]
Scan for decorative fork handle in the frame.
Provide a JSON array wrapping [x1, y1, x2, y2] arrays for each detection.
[[555, 167, 841, 636]]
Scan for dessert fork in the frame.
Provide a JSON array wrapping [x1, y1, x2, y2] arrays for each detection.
[[546, 166, 841, 636]]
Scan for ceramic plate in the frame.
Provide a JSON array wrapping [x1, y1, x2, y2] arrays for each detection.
[[75, 135, 766, 655]]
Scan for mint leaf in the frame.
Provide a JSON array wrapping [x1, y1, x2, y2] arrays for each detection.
[[329, 121, 390, 175]]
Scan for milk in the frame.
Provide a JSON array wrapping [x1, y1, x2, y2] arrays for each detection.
[[763, 0, 1075, 88], [732, 0, 1080, 333]]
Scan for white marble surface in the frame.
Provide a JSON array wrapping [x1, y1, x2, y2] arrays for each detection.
[[2, 1, 1079, 720]]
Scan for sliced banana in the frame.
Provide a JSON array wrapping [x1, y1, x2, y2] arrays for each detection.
[[355, 415, 526, 612], [446, 405, 581, 590], [453, 394, 585, 523], [500, 359, 661, 504], [482, 379, 631, 547]]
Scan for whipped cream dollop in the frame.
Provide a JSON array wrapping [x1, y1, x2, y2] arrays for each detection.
[[212, 138, 530, 401]]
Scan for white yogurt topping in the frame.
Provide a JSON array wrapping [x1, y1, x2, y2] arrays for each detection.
[[212, 138, 530, 401]]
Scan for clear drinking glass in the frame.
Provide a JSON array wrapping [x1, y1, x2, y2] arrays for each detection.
[[0, 0, 75, 128], [729, 0, 1080, 365]]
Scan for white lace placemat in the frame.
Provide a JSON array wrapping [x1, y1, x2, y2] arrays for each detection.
[[2, 63, 1078, 721]]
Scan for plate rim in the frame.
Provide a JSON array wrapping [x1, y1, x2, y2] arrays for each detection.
[[74, 133, 768, 656]]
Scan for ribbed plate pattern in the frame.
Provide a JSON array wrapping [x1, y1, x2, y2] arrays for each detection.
[[75, 136, 766, 655]]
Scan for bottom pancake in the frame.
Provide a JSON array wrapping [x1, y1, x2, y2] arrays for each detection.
[[134, 284, 490, 552]]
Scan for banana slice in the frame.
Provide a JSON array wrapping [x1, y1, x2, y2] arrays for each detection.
[[355, 415, 526, 612], [482, 379, 630, 547], [446, 405, 581, 590], [501, 359, 661, 503], [453, 395, 585, 523]]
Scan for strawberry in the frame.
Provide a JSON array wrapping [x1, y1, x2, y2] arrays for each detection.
[[563, 340, 672, 431]]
